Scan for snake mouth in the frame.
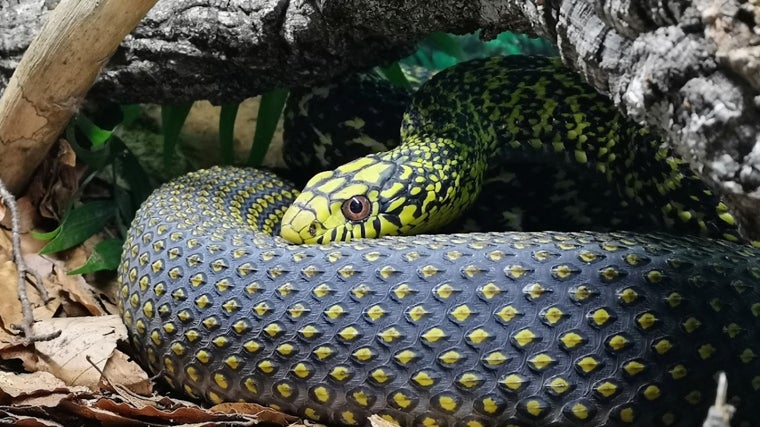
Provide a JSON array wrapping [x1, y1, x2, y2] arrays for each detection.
[[280, 207, 323, 244]]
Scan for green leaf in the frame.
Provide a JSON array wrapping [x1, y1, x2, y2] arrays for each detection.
[[425, 32, 466, 61], [30, 228, 60, 241], [73, 114, 114, 147], [39, 201, 116, 254], [66, 124, 116, 170], [378, 62, 413, 90], [247, 88, 288, 166], [68, 239, 124, 274], [161, 103, 193, 167], [219, 103, 240, 165]]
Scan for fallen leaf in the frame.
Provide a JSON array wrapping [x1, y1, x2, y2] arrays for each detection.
[[25, 139, 82, 222], [210, 402, 299, 424], [0, 196, 40, 233], [0, 371, 67, 402], [100, 349, 152, 396], [30, 315, 128, 390], [369, 414, 401, 427], [0, 412, 63, 427], [93, 397, 273, 425], [0, 230, 63, 337]]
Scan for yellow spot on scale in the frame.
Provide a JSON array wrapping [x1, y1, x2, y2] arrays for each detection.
[[482, 351, 509, 366], [257, 360, 276, 374], [467, 328, 491, 344], [595, 381, 619, 398], [698, 343, 716, 359], [669, 364, 687, 379], [576, 356, 600, 374], [500, 374, 527, 391], [437, 395, 458, 412], [559, 331, 585, 349], [528, 353, 555, 370], [636, 312, 658, 329], [214, 373, 229, 389], [329, 366, 352, 382], [439, 350, 464, 365], [412, 371, 436, 387], [421, 327, 447, 343], [525, 399, 545, 416], [406, 305, 429, 321], [449, 304, 474, 322], [642, 384, 661, 400], [570, 403, 591, 420], [276, 382, 293, 398], [505, 264, 531, 278], [365, 304, 387, 321], [393, 283, 414, 299], [377, 327, 402, 343], [263, 323, 282, 337], [323, 304, 345, 319], [607, 334, 630, 351], [496, 305, 520, 323], [370, 368, 391, 384], [740, 348, 756, 363], [619, 406, 635, 423], [434, 283, 455, 298], [479, 282, 502, 299], [312, 386, 331, 403], [512, 329, 538, 347], [618, 287, 639, 304], [542, 306, 565, 325], [623, 360, 646, 376], [392, 392, 415, 409], [590, 308, 614, 326], [352, 347, 375, 362]]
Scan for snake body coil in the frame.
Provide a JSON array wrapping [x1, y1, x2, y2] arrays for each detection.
[[119, 56, 760, 426]]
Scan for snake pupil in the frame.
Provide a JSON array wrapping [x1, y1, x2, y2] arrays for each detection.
[[342, 195, 370, 221]]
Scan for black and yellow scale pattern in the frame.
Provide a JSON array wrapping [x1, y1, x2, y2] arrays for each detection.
[[119, 56, 760, 426], [280, 56, 744, 245]]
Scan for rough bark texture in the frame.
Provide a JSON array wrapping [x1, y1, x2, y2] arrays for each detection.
[[0, 0, 158, 194], [1, 0, 759, 235], [0, 0, 419, 104]]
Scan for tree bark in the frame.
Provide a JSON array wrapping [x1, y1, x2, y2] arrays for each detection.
[[0, 0, 159, 194], [1, 0, 759, 236]]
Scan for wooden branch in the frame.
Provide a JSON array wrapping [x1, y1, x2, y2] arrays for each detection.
[[0, 0, 159, 194]]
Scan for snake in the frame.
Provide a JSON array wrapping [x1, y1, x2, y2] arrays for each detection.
[[118, 55, 760, 426]]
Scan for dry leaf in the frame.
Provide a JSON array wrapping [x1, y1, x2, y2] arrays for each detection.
[[60, 238, 119, 316], [100, 349, 152, 396], [93, 397, 269, 425], [369, 414, 401, 427], [209, 402, 299, 424], [0, 196, 40, 233], [0, 230, 63, 337], [0, 371, 67, 402], [30, 315, 128, 390], [0, 412, 63, 427], [25, 139, 82, 222]]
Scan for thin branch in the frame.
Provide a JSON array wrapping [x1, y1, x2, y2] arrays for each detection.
[[0, 177, 60, 344]]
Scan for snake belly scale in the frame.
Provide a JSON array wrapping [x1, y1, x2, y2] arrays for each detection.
[[119, 56, 760, 426]]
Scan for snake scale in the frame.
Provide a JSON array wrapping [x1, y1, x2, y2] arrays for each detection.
[[119, 56, 760, 426]]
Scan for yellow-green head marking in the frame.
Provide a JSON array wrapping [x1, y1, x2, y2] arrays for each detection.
[[280, 137, 479, 244]]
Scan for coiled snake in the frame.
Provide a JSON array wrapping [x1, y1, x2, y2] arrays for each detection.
[[118, 56, 760, 426]]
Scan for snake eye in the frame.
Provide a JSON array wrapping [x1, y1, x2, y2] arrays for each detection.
[[342, 195, 371, 222]]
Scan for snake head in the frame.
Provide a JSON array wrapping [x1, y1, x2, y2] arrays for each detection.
[[280, 154, 450, 244]]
